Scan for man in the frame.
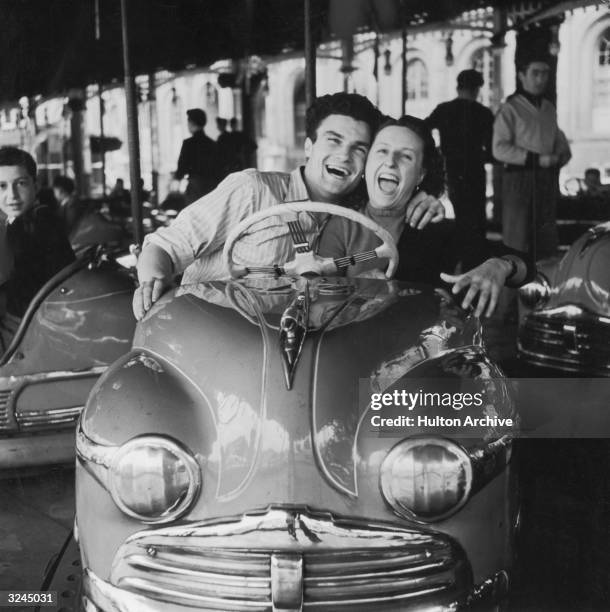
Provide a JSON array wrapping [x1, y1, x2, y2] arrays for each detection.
[[493, 55, 571, 260], [0, 148, 75, 347], [426, 69, 494, 271], [53, 175, 81, 236], [175, 108, 220, 203]]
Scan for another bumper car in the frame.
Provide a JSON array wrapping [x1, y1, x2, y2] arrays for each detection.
[[0, 247, 136, 469], [518, 222, 610, 375]]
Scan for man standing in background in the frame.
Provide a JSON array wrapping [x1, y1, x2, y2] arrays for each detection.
[[493, 54, 571, 260], [175, 108, 219, 203], [427, 69, 494, 271]]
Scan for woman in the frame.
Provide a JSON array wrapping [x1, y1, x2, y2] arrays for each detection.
[[318, 115, 533, 318]]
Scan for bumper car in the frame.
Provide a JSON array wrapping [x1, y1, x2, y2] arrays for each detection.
[[0, 246, 136, 469], [57, 204, 516, 610], [518, 222, 610, 375]]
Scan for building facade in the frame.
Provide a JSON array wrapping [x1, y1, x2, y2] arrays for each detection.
[[0, 3, 607, 200]]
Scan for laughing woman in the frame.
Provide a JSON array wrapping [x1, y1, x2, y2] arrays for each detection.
[[317, 115, 533, 317]]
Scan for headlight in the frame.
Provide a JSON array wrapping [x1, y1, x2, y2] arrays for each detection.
[[380, 437, 473, 522], [519, 273, 551, 309], [109, 436, 201, 523]]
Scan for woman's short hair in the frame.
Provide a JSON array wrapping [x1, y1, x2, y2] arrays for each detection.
[[374, 115, 445, 198]]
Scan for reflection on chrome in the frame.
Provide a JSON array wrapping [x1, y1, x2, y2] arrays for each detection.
[[102, 507, 472, 611], [519, 305, 610, 375]]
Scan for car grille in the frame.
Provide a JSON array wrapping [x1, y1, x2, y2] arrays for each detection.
[[15, 405, 83, 431], [110, 508, 471, 611], [519, 310, 610, 375], [0, 390, 12, 432]]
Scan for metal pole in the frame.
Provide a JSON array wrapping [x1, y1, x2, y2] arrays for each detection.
[[304, 0, 316, 107], [401, 25, 407, 114], [94, 0, 106, 197], [120, 0, 143, 245]]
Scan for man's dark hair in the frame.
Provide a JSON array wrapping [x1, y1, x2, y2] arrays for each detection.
[[305, 92, 381, 141], [186, 108, 207, 128], [375, 115, 445, 198], [516, 53, 552, 74], [216, 117, 227, 131], [0, 147, 37, 179], [53, 175, 75, 194], [457, 69, 484, 90]]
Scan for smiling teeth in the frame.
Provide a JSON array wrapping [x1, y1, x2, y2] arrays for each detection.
[[326, 165, 349, 177], [379, 173, 398, 184]]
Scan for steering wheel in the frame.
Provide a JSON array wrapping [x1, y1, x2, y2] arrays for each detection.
[[222, 202, 399, 279]]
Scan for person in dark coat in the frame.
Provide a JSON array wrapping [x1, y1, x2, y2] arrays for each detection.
[[0, 148, 75, 332], [426, 70, 495, 271], [175, 108, 220, 203]]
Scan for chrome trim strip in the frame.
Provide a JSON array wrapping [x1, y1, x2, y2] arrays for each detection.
[[16, 405, 83, 429], [107, 507, 470, 610], [0, 367, 105, 434], [84, 567, 507, 612], [76, 425, 116, 490], [0, 365, 107, 389]]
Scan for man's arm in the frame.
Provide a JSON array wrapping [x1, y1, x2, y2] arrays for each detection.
[[405, 191, 445, 229], [553, 129, 572, 168], [493, 104, 529, 166], [133, 172, 256, 319], [133, 244, 175, 320]]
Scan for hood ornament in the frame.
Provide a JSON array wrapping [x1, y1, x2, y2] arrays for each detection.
[[279, 290, 309, 389]]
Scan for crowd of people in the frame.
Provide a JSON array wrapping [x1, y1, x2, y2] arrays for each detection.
[[0, 49, 597, 347]]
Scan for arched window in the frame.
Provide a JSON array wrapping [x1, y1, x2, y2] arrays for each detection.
[[470, 47, 494, 106], [593, 27, 610, 114], [407, 59, 428, 101], [293, 78, 306, 148]]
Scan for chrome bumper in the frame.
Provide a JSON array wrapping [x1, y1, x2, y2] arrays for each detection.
[[81, 507, 508, 611], [83, 568, 508, 612]]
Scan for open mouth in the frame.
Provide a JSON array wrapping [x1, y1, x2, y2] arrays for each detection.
[[325, 164, 350, 179], [377, 173, 399, 194]]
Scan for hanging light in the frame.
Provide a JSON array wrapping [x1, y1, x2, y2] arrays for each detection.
[[383, 48, 392, 75], [445, 33, 454, 66]]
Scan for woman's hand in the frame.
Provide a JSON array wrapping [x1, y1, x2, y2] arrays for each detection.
[[440, 258, 513, 318], [405, 191, 445, 229]]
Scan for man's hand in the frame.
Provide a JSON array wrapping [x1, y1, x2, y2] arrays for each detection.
[[405, 191, 445, 229], [132, 244, 175, 320], [539, 154, 559, 168], [440, 258, 513, 318]]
